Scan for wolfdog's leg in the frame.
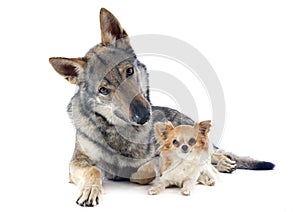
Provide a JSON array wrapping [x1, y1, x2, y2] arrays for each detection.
[[130, 157, 159, 185], [69, 149, 103, 207]]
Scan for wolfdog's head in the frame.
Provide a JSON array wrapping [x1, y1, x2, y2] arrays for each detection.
[[49, 8, 151, 126]]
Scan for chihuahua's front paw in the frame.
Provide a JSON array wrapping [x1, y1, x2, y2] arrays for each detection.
[[180, 188, 191, 196], [76, 185, 103, 207], [148, 187, 161, 195], [198, 174, 216, 186], [148, 181, 165, 195]]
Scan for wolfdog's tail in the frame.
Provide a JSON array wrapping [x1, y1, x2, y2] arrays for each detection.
[[217, 149, 275, 170]]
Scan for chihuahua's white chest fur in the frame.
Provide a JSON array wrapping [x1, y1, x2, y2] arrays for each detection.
[[160, 154, 203, 187]]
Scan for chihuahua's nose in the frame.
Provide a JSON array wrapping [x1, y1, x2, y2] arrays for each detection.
[[181, 145, 189, 153]]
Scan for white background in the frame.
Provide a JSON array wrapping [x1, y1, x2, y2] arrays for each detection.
[[0, 0, 299, 211]]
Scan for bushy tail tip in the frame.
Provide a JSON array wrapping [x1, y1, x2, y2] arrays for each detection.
[[252, 161, 275, 170]]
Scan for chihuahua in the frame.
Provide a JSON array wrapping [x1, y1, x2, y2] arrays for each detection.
[[148, 121, 218, 196]]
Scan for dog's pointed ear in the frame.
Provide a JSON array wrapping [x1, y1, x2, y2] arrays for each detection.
[[49, 57, 86, 85], [194, 120, 211, 136], [100, 8, 129, 45], [154, 121, 174, 143]]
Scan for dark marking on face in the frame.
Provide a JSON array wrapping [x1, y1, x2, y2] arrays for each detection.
[[173, 139, 180, 147], [188, 138, 196, 146]]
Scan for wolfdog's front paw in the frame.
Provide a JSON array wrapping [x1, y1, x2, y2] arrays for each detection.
[[76, 185, 103, 207]]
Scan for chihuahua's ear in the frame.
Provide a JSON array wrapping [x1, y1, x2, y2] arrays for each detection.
[[194, 120, 211, 136], [49, 57, 86, 85], [100, 8, 129, 45], [154, 121, 174, 143]]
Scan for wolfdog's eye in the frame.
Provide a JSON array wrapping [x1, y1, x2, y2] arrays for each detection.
[[189, 138, 196, 145], [98, 87, 111, 95], [126, 67, 134, 78], [173, 139, 180, 146]]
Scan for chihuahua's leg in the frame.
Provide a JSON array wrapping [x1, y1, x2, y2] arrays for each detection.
[[206, 164, 219, 185], [148, 179, 170, 195], [69, 149, 103, 207], [181, 179, 195, 196], [197, 164, 218, 186], [212, 152, 236, 173], [197, 173, 215, 186]]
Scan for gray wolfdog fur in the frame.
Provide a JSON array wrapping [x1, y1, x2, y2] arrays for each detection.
[[49, 8, 275, 207]]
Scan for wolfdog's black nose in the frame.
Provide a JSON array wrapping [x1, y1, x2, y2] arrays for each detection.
[[130, 96, 150, 125]]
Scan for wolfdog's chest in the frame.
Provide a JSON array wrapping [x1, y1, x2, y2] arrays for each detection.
[[70, 97, 156, 178], [77, 125, 155, 179], [100, 124, 155, 158], [86, 118, 153, 148]]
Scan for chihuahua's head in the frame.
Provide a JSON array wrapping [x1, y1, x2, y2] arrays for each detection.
[[154, 121, 211, 159]]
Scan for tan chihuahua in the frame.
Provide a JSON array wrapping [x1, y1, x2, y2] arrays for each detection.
[[148, 121, 219, 196]]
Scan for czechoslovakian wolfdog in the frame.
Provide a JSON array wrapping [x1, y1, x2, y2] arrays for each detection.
[[49, 8, 274, 207]]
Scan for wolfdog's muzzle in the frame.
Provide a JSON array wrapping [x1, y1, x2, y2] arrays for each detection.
[[129, 95, 151, 125]]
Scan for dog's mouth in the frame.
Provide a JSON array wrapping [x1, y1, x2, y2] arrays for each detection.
[[113, 109, 151, 126]]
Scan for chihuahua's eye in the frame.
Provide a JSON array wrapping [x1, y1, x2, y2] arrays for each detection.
[[189, 138, 196, 146], [173, 139, 180, 146], [99, 87, 111, 95], [126, 67, 134, 78]]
